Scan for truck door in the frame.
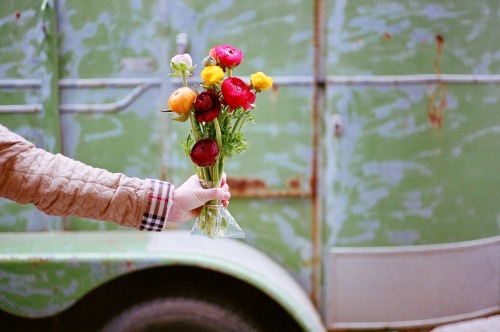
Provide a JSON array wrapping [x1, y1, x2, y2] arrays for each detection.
[[0, 1, 62, 231]]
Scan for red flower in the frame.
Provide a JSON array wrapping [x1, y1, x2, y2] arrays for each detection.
[[212, 44, 243, 69], [194, 90, 221, 123], [190, 139, 219, 167], [221, 77, 256, 111]]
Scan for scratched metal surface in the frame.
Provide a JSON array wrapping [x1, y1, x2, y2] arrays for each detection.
[[0, 232, 154, 317], [0, 1, 62, 231], [2, 0, 500, 321], [55, 0, 315, 287], [0, 0, 315, 316], [324, 0, 500, 246], [165, 0, 315, 292], [57, 0, 167, 231]]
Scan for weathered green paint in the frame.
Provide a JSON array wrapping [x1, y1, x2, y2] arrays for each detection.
[[1, 0, 316, 320], [0, 232, 150, 317], [0, 0, 62, 231], [324, 0, 500, 247], [2, 0, 500, 328], [327, 0, 500, 75], [0, 231, 324, 332], [165, 1, 315, 294]]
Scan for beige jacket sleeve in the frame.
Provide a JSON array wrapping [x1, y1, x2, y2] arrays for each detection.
[[0, 124, 172, 230]]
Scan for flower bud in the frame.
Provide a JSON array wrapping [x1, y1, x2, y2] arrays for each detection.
[[168, 87, 195, 114], [170, 53, 196, 76], [250, 72, 273, 92], [202, 56, 217, 67], [190, 138, 219, 167], [201, 66, 225, 85], [170, 53, 192, 69]]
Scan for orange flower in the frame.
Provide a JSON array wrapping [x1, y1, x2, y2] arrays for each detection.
[[168, 87, 195, 114]]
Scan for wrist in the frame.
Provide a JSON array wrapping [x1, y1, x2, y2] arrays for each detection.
[[139, 179, 174, 231]]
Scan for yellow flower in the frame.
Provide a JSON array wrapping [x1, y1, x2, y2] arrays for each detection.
[[201, 66, 225, 85], [168, 87, 195, 114], [250, 72, 273, 92]]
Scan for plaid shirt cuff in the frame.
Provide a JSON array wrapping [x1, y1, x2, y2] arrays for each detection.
[[140, 179, 174, 231]]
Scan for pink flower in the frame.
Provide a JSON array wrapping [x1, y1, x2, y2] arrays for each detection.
[[212, 44, 244, 69], [194, 90, 221, 123], [190, 139, 219, 167], [221, 77, 255, 111]]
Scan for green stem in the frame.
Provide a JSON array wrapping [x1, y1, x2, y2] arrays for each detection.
[[214, 118, 223, 150], [201, 166, 211, 184], [213, 117, 225, 188], [218, 108, 227, 124], [210, 165, 219, 187], [181, 70, 188, 87], [232, 112, 245, 135], [189, 112, 202, 141]]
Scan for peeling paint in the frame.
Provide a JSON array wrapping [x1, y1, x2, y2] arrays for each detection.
[[2, 0, 500, 326]]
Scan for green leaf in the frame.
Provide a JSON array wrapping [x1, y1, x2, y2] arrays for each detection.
[[171, 112, 190, 122]]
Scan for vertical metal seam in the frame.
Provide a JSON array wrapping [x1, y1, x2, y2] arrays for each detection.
[[51, 0, 68, 231], [311, 0, 327, 311]]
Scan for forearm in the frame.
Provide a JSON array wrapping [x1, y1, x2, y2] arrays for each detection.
[[0, 126, 173, 230]]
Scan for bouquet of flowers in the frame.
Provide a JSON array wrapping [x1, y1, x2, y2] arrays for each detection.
[[165, 44, 273, 239]]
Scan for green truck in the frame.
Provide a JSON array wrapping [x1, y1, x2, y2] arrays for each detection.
[[2, 1, 500, 331]]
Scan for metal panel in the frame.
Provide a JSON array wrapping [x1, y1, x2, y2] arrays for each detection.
[[165, 0, 316, 294], [0, 0, 62, 231], [326, 237, 500, 329], [1, 0, 317, 305], [0, 230, 326, 332], [324, 0, 500, 247]]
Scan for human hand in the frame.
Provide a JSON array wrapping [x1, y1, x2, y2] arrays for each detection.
[[167, 173, 231, 222]]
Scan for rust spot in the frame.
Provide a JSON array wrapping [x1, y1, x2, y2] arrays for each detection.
[[227, 177, 267, 194], [383, 31, 392, 41], [125, 260, 135, 270], [427, 83, 447, 129], [14, 11, 21, 20], [288, 177, 302, 190], [271, 84, 280, 105], [32, 258, 49, 267], [426, 34, 447, 128], [227, 176, 310, 198], [435, 34, 445, 46], [434, 34, 445, 75]]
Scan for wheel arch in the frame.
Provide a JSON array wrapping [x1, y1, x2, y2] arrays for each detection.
[[144, 231, 326, 332], [60, 265, 304, 331], [0, 231, 325, 331]]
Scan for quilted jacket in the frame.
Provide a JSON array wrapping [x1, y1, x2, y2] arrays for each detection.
[[0, 123, 172, 230]]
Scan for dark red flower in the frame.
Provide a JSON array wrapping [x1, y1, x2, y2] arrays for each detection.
[[193, 90, 221, 123], [190, 139, 219, 167], [213, 44, 244, 69], [221, 77, 255, 111]]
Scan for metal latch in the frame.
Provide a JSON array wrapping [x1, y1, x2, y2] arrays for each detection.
[[331, 113, 343, 138]]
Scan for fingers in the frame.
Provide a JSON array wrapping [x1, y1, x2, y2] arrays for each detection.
[[185, 173, 231, 209], [193, 173, 229, 198], [194, 187, 229, 205], [170, 174, 232, 222], [214, 188, 231, 202]]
